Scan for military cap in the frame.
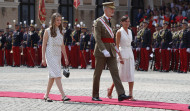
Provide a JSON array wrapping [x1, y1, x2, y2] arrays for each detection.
[[15, 23, 20, 26], [30, 24, 35, 27], [63, 20, 68, 23], [102, 2, 115, 9]]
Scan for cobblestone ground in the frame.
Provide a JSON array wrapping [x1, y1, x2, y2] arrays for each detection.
[[0, 66, 189, 111]]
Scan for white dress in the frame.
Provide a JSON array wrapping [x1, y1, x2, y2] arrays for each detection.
[[118, 27, 135, 82], [45, 28, 63, 78]]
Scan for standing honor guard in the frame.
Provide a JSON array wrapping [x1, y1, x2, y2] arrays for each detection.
[[178, 18, 190, 73], [12, 23, 23, 67], [0, 29, 6, 66], [138, 19, 151, 71], [70, 24, 81, 68], [159, 17, 172, 72], [38, 24, 46, 68], [79, 24, 90, 69], [90, 24, 96, 69], [26, 22, 39, 67], [152, 23, 161, 71], [92, 2, 131, 101]]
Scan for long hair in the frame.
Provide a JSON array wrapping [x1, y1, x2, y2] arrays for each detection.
[[50, 13, 63, 37]]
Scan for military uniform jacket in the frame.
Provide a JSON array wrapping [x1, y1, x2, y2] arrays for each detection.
[[171, 31, 179, 49], [5, 34, 12, 50], [64, 28, 72, 46], [152, 31, 160, 48], [13, 30, 23, 46], [140, 28, 151, 48], [0, 34, 6, 49], [79, 32, 90, 50], [26, 31, 39, 47], [94, 15, 116, 57], [72, 30, 81, 45], [38, 29, 45, 46], [179, 29, 190, 48], [159, 29, 172, 49]]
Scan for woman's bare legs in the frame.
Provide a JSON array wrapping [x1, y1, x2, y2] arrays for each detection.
[[45, 78, 54, 98], [128, 82, 135, 100], [55, 77, 66, 98]]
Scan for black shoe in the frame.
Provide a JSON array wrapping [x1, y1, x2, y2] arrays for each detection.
[[44, 97, 53, 102], [138, 68, 144, 71], [118, 94, 132, 101], [92, 97, 102, 101], [188, 105, 190, 109], [62, 96, 71, 101], [38, 66, 46, 68]]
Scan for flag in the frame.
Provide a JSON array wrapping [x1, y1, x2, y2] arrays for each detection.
[[74, 0, 80, 9], [38, 0, 46, 24]]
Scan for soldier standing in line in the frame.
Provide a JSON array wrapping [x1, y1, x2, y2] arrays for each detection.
[[26, 24, 39, 67], [61, 20, 72, 67], [152, 23, 161, 71], [22, 25, 30, 66], [0, 29, 6, 67], [79, 25, 90, 69], [171, 24, 179, 72], [4, 25, 10, 66], [138, 19, 151, 71], [90, 24, 96, 69], [178, 19, 190, 73], [70, 24, 81, 68], [38, 24, 46, 68], [12, 24, 23, 67], [159, 18, 172, 72], [170, 23, 175, 71]]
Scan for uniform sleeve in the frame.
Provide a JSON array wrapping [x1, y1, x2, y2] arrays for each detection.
[[94, 20, 106, 52], [188, 31, 190, 48], [147, 30, 151, 47]]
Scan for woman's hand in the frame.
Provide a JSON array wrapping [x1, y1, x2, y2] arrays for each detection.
[[65, 58, 69, 66], [42, 58, 47, 66], [119, 56, 124, 64]]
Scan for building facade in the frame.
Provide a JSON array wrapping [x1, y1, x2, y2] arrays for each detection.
[[0, 0, 173, 30]]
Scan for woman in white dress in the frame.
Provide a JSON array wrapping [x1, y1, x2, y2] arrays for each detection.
[[42, 13, 70, 102], [107, 16, 135, 100]]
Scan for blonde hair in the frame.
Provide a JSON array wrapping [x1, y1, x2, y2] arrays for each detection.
[[50, 13, 63, 37]]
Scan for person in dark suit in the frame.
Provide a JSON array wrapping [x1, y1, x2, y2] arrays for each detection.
[[0, 29, 6, 66], [92, 2, 131, 101]]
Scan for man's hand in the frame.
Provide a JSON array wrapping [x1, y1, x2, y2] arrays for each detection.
[[102, 49, 111, 57]]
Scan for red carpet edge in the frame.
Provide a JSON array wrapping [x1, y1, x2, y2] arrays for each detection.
[[0, 91, 189, 111]]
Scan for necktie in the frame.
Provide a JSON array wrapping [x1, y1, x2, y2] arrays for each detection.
[[108, 18, 111, 27]]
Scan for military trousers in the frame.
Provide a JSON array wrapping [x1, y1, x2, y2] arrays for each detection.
[[92, 56, 125, 98]]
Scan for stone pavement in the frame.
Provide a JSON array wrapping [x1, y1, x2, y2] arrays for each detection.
[[0, 66, 189, 111]]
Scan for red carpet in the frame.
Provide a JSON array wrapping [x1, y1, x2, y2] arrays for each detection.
[[0, 91, 189, 111]]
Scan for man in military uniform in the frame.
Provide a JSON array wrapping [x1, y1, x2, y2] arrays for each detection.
[[26, 24, 39, 67], [152, 23, 161, 71], [79, 25, 90, 69], [62, 20, 72, 67], [159, 19, 172, 72], [138, 19, 151, 71], [178, 19, 190, 73], [0, 29, 6, 66], [38, 24, 46, 68], [12, 24, 23, 67], [22, 25, 30, 66], [92, 2, 131, 101], [70, 24, 81, 68]]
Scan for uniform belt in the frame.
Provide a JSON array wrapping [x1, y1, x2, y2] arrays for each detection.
[[101, 38, 114, 43]]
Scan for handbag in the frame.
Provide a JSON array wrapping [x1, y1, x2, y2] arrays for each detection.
[[63, 66, 70, 78]]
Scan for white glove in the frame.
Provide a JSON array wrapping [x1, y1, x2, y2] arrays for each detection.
[[76, 42, 80, 46], [152, 48, 155, 52], [88, 41, 90, 45], [174, 49, 176, 52], [146, 47, 150, 50], [86, 49, 89, 52], [68, 45, 71, 51], [187, 48, 190, 53], [159, 49, 161, 53], [102, 49, 111, 57], [167, 48, 171, 50]]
